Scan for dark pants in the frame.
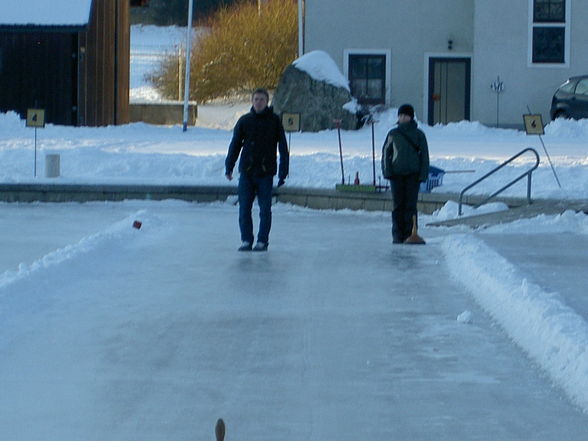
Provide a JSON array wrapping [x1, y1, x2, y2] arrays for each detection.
[[238, 174, 273, 244], [390, 174, 420, 242]]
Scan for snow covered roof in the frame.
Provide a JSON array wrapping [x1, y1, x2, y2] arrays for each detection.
[[293, 50, 350, 91], [0, 0, 94, 29]]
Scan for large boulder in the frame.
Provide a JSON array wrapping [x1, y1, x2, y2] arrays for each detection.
[[272, 51, 360, 132]]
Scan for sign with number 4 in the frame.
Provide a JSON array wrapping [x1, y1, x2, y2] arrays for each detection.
[[26, 109, 46, 128]]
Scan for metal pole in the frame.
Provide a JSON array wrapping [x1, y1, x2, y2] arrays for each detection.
[[182, 0, 194, 132], [34, 127, 37, 177], [371, 120, 376, 186], [496, 93, 499, 128], [526, 106, 561, 188], [538, 135, 562, 188], [178, 46, 183, 101]]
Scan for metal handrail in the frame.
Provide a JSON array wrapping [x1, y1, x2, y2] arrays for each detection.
[[458, 148, 540, 216]]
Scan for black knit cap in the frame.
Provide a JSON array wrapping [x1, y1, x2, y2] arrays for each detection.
[[398, 104, 415, 120]]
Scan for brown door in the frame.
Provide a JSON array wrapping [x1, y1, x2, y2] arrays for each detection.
[[428, 57, 470, 125]]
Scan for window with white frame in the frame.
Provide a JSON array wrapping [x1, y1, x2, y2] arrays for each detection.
[[348, 54, 386, 105], [531, 0, 569, 64]]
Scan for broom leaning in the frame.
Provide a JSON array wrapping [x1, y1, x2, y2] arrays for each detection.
[[404, 215, 426, 245]]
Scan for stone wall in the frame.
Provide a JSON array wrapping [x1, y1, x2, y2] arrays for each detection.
[[129, 102, 197, 126]]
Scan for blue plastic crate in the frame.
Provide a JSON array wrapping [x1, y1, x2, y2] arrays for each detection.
[[420, 166, 445, 193]]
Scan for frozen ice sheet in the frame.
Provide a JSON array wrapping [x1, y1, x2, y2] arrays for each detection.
[[0, 202, 587, 441]]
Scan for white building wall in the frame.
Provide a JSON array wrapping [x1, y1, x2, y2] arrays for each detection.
[[472, 0, 588, 127], [304, 0, 473, 118]]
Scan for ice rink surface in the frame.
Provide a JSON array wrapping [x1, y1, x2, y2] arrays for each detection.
[[1, 201, 587, 441]]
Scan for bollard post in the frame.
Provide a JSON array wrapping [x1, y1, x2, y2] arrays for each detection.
[[45, 154, 60, 178]]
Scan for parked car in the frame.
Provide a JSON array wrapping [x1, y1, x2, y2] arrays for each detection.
[[550, 75, 588, 120]]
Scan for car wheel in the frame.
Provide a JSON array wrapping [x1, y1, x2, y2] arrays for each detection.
[[554, 110, 569, 119]]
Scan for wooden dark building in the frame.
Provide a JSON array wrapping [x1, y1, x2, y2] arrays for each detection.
[[0, 0, 146, 126]]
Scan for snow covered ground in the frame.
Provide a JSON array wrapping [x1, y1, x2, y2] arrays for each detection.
[[0, 25, 588, 440], [2, 102, 588, 200]]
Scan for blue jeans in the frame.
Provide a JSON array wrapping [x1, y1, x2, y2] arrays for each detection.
[[238, 174, 273, 244]]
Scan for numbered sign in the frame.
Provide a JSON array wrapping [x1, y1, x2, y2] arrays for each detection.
[[26, 108, 46, 128], [523, 113, 544, 135], [282, 112, 301, 132]]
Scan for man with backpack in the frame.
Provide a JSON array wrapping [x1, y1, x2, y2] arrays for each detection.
[[381, 104, 430, 244]]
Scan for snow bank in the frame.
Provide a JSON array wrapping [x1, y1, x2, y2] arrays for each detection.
[[442, 234, 588, 412], [2, 106, 588, 199], [431, 200, 509, 221], [0, 111, 25, 132], [428, 120, 523, 138], [0, 211, 149, 294], [545, 118, 588, 139]]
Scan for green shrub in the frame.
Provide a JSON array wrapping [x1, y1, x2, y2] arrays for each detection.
[[149, 0, 298, 102]]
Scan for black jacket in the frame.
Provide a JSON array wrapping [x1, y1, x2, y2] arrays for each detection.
[[381, 120, 429, 182], [225, 106, 289, 180]]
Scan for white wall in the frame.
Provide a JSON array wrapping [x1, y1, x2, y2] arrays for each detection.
[[304, 0, 588, 127], [304, 0, 474, 118], [471, 0, 587, 127]]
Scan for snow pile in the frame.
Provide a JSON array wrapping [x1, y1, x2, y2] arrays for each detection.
[[431, 200, 509, 221], [293, 50, 350, 91], [343, 98, 361, 113], [442, 233, 588, 412], [544, 117, 588, 139], [0, 111, 24, 133], [456, 310, 473, 324], [430, 119, 523, 138], [0, 210, 148, 293]]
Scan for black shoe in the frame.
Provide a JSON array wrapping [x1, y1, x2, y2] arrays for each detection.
[[252, 241, 268, 251], [238, 241, 252, 251]]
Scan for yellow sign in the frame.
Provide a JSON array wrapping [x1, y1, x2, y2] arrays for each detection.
[[26, 108, 46, 128], [523, 113, 544, 135], [282, 112, 301, 132]]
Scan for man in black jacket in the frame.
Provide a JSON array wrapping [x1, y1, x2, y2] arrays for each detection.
[[225, 88, 289, 251], [381, 104, 429, 243]]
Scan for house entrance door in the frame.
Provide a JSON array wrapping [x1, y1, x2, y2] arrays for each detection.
[[428, 57, 470, 125]]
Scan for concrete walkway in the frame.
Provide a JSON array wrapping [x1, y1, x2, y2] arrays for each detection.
[[2, 183, 586, 224], [427, 199, 588, 228]]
